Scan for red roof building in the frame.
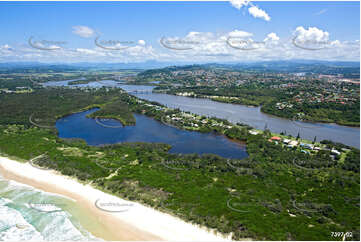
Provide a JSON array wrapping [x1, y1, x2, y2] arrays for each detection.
[[270, 136, 281, 141]]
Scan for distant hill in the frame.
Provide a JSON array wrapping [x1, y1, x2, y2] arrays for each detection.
[[0, 60, 359, 76]]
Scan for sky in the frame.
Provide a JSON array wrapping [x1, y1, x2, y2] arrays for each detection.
[[0, 0, 359, 63]]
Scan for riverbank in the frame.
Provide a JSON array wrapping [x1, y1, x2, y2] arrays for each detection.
[[0, 156, 233, 241], [165, 91, 359, 128], [126, 89, 359, 148]]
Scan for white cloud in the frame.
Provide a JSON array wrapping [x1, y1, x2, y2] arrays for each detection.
[[0, 44, 11, 50], [248, 6, 271, 21], [0, 29, 359, 63], [138, 40, 146, 45], [228, 30, 253, 38], [229, 0, 250, 10], [72, 26, 95, 38], [314, 9, 327, 16], [264, 32, 279, 42], [229, 1, 271, 22], [293, 26, 329, 42], [76, 48, 97, 55]]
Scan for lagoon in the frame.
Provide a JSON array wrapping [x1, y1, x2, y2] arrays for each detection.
[[56, 108, 248, 159]]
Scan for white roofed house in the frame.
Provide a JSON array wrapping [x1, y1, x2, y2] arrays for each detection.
[[289, 140, 299, 147], [331, 149, 341, 156], [249, 130, 259, 135], [283, 139, 291, 144]]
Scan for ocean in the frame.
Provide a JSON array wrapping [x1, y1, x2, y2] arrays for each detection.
[[0, 173, 99, 241]]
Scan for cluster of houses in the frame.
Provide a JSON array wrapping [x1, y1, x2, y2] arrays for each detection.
[[268, 136, 342, 155], [275, 102, 294, 110], [248, 131, 343, 157], [0, 87, 33, 94], [163, 112, 233, 130], [175, 92, 195, 97]]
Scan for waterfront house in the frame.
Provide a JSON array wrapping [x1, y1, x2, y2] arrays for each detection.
[[270, 136, 281, 141]]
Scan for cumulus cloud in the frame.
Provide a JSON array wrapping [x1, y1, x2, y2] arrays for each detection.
[[138, 40, 146, 45], [228, 30, 253, 38], [229, 1, 271, 22], [229, 0, 250, 10], [248, 6, 271, 21], [293, 26, 329, 42], [72, 26, 95, 38], [264, 32, 279, 42]]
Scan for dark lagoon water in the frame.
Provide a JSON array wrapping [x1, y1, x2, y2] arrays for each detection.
[[44, 79, 360, 148], [56, 108, 248, 159]]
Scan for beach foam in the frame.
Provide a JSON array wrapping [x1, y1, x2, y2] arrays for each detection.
[[0, 178, 99, 241]]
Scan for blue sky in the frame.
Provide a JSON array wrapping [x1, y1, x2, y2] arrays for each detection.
[[0, 1, 359, 63]]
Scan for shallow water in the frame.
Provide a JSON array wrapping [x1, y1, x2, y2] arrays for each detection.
[[0, 175, 99, 241]]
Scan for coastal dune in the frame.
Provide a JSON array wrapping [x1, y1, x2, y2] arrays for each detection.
[[0, 156, 231, 241]]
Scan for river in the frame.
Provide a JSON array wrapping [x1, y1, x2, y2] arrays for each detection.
[[43, 80, 360, 148]]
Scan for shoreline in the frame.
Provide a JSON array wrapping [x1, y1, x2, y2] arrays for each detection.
[[162, 91, 360, 128], [0, 156, 233, 241]]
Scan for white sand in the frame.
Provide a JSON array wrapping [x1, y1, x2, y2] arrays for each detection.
[[0, 156, 232, 241]]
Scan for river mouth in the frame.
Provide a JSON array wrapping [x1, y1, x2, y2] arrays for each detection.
[[56, 108, 248, 160]]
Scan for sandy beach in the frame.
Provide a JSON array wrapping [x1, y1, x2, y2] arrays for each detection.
[[0, 156, 232, 241]]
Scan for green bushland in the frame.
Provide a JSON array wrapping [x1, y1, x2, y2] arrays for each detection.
[[0, 88, 135, 127], [88, 99, 136, 126], [261, 102, 360, 127], [0, 88, 359, 241], [68, 79, 92, 85]]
